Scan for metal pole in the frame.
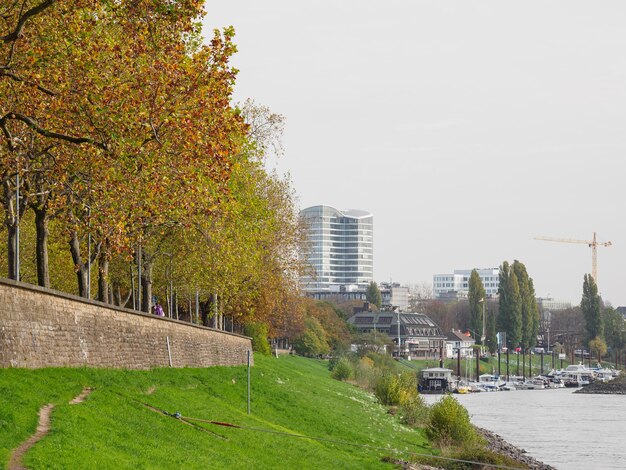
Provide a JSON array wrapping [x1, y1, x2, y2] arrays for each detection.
[[506, 348, 510, 381], [476, 348, 480, 380], [15, 164, 20, 281], [195, 289, 199, 324], [87, 207, 91, 299], [166, 336, 172, 367], [169, 255, 173, 318], [247, 350, 251, 415], [137, 242, 142, 311], [397, 310, 401, 358]]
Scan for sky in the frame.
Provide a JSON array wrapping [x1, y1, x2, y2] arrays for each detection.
[[203, 1, 626, 306]]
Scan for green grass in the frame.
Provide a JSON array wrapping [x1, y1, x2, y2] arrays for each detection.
[[0, 356, 433, 469]]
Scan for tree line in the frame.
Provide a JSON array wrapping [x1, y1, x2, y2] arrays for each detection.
[[1, 1, 305, 337]]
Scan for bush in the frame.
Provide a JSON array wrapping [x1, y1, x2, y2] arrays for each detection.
[[331, 357, 353, 381], [293, 317, 330, 357], [374, 372, 417, 406], [243, 323, 271, 356], [446, 446, 517, 470], [427, 395, 476, 446], [400, 394, 429, 427]]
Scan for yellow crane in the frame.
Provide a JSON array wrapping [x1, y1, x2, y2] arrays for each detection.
[[534, 232, 612, 283]]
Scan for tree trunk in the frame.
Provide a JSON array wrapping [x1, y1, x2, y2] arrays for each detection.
[[97, 242, 111, 303], [200, 301, 210, 327], [6, 223, 17, 280], [69, 230, 89, 297], [141, 256, 154, 313], [33, 206, 50, 288]]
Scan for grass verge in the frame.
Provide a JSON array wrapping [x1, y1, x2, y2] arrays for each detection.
[[0, 355, 433, 469]]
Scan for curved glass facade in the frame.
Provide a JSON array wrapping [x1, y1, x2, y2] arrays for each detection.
[[300, 205, 373, 291]]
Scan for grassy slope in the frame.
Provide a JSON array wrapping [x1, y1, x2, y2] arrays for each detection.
[[0, 356, 432, 469]]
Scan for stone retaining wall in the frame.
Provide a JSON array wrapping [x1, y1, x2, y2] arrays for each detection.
[[0, 278, 252, 369]]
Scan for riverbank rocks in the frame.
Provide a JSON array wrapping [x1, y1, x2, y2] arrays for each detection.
[[574, 374, 626, 394], [477, 427, 557, 470]]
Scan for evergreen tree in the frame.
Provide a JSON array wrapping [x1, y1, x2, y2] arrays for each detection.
[[581, 274, 603, 345], [468, 269, 486, 344], [366, 281, 383, 309]]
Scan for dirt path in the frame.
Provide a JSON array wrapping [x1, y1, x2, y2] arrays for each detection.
[[7, 388, 94, 470], [69, 387, 93, 404], [7, 404, 54, 470]]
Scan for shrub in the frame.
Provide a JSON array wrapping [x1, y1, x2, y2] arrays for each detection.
[[243, 323, 271, 356], [446, 446, 517, 470], [374, 372, 417, 406], [400, 394, 429, 427], [331, 357, 353, 381], [427, 395, 476, 446], [293, 317, 330, 357]]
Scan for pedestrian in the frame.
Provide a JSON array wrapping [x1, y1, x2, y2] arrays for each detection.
[[155, 302, 165, 317]]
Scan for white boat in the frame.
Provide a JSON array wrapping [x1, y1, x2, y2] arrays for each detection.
[[560, 363, 593, 386], [517, 378, 546, 390]]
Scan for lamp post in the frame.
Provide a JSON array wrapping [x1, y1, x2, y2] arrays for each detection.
[[396, 308, 401, 358], [15, 157, 20, 281]]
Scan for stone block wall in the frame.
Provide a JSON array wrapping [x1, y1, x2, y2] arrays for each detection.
[[0, 278, 252, 369]]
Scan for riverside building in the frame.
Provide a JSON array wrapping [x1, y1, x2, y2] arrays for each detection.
[[433, 268, 500, 300], [300, 205, 373, 292]]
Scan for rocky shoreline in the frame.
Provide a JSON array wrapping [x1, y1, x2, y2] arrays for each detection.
[[574, 374, 626, 394], [476, 427, 556, 470], [400, 426, 556, 469]]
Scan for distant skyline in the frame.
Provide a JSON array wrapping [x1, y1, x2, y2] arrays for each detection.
[[204, 1, 626, 306]]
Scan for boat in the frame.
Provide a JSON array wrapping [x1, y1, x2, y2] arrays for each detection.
[[516, 378, 546, 390]]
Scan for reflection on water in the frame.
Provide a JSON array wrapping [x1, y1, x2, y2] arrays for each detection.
[[424, 389, 626, 470]]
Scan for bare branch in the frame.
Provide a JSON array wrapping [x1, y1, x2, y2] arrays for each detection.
[[1, 0, 56, 43], [0, 112, 109, 150], [0, 69, 58, 95]]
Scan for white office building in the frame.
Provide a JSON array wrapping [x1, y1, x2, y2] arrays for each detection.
[[433, 268, 500, 299], [300, 205, 373, 291]]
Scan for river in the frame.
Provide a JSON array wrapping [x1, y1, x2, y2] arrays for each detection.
[[424, 388, 626, 469]]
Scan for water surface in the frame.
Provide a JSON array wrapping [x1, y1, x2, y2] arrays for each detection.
[[425, 388, 626, 469]]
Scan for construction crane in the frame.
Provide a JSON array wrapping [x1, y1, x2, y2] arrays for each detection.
[[534, 232, 612, 283]]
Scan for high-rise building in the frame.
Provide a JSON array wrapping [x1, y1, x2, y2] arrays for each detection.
[[300, 205, 373, 291], [433, 268, 500, 299]]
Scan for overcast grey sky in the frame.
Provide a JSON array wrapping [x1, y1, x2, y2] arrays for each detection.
[[204, 1, 626, 306]]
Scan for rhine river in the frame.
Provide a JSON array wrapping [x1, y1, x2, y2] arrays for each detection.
[[425, 388, 626, 469]]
